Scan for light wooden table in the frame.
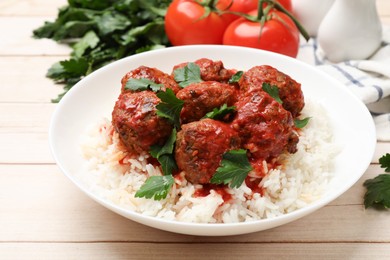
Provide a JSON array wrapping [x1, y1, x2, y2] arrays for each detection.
[[1, 1, 389, 259]]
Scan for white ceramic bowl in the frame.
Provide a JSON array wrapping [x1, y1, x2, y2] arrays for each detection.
[[49, 45, 376, 236]]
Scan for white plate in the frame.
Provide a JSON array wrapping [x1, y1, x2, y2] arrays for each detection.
[[49, 45, 376, 236]]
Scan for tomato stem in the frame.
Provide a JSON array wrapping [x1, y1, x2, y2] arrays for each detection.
[[195, 0, 230, 18], [260, 0, 310, 41]]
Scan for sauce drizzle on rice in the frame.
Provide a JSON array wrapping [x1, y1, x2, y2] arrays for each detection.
[[78, 59, 340, 223]]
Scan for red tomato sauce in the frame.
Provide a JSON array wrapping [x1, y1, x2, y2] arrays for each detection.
[[194, 184, 232, 203]]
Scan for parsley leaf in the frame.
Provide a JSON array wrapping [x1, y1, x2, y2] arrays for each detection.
[[363, 153, 390, 209], [363, 174, 390, 209], [379, 153, 390, 172], [173, 62, 203, 88], [203, 104, 236, 120], [262, 82, 283, 104], [294, 117, 311, 128], [135, 175, 174, 200], [49, 58, 90, 79], [124, 78, 163, 92], [150, 129, 178, 176], [141, 129, 177, 201], [156, 89, 184, 128], [157, 154, 178, 177], [72, 30, 100, 58], [210, 149, 253, 188], [228, 71, 243, 84]]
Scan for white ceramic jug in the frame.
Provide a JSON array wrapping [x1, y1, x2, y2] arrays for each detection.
[[291, 0, 335, 37], [317, 0, 382, 63]]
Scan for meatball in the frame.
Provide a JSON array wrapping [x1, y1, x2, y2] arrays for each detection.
[[232, 90, 298, 160], [172, 58, 236, 82], [175, 119, 241, 184], [239, 65, 304, 117], [112, 91, 172, 154], [176, 81, 237, 124], [121, 66, 181, 94]]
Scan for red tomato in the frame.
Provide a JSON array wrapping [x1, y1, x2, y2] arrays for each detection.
[[222, 9, 300, 57], [230, 0, 258, 13], [227, 0, 293, 21], [165, 0, 234, 45]]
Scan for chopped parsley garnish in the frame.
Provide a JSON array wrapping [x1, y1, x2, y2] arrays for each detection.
[[135, 175, 175, 200], [210, 149, 253, 188], [294, 117, 311, 129], [150, 129, 178, 176], [228, 71, 243, 84], [203, 104, 236, 120], [124, 78, 163, 92], [363, 153, 390, 209], [173, 62, 203, 88], [262, 82, 283, 104], [156, 89, 184, 128]]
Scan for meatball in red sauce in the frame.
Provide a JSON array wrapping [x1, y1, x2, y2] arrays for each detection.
[[112, 91, 173, 154], [175, 119, 241, 184], [173, 58, 236, 82], [239, 65, 304, 117], [121, 66, 181, 94], [232, 90, 298, 160], [111, 59, 305, 188], [176, 81, 237, 124]]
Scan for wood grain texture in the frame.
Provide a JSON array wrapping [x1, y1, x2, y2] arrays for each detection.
[[0, 0, 389, 259], [1, 243, 390, 260]]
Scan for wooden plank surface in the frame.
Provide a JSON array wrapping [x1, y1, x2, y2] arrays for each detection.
[[0, 17, 71, 56], [2, 243, 390, 260], [0, 0, 67, 16], [1, 0, 389, 259]]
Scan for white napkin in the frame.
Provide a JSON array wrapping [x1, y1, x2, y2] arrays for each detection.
[[297, 26, 390, 141]]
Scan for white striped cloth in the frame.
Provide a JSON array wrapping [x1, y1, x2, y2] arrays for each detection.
[[297, 26, 390, 141]]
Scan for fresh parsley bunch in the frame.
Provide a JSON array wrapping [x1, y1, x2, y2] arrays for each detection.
[[33, 0, 172, 102]]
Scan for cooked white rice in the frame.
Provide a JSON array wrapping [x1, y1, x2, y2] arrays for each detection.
[[77, 100, 339, 223]]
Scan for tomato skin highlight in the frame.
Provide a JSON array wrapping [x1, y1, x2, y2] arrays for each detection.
[[222, 10, 299, 57], [165, 0, 233, 45], [225, 0, 258, 21]]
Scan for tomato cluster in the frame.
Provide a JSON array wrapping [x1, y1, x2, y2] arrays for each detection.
[[164, 0, 303, 58]]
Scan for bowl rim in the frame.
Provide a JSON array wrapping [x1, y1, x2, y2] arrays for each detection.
[[49, 45, 376, 236]]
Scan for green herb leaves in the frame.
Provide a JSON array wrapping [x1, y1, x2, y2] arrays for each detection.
[[135, 175, 175, 200], [363, 153, 390, 209], [203, 104, 236, 120], [379, 153, 390, 172], [262, 82, 283, 104], [125, 78, 164, 92], [156, 89, 184, 128], [294, 117, 311, 129], [210, 149, 253, 188], [363, 175, 390, 209], [134, 88, 182, 201], [228, 71, 243, 84], [173, 62, 203, 88], [136, 129, 178, 201], [150, 129, 178, 176], [33, 0, 172, 102]]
